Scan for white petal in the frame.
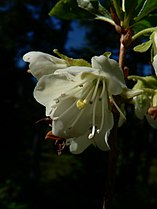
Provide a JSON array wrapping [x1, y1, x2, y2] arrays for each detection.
[[52, 97, 93, 138], [68, 140, 78, 152], [34, 73, 77, 114], [153, 32, 157, 55], [146, 113, 157, 129], [68, 134, 91, 154], [91, 55, 126, 94], [69, 111, 113, 153], [52, 98, 79, 137], [54, 66, 97, 77], [23, 51, 68, 79], [94, 110, 113, 151], [153, 54, 157, 75]]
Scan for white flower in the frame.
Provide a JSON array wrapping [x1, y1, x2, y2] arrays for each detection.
[[32, 54, 127, 154], [132, 93, 152, 119], [23, 51, 68, 80]]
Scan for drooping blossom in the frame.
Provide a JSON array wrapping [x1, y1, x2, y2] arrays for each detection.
[[23, 51, 132, 154]]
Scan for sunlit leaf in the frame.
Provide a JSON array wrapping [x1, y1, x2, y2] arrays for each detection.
[[133, 14, 157, 34], [123, 0, 148, 26], [77, 0, 110, 17], [77, 0, 114, 25], [53, 49, 91, 67], [103, 51, 112, 58], [49, 0, 95, 20], [133, 40, 152, 52], [134, 0, 157, 22]]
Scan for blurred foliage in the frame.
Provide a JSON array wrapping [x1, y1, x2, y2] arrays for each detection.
[[0, 0, 157, 209]]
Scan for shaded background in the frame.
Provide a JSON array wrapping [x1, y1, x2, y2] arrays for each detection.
[[0, 0, 157, 209]]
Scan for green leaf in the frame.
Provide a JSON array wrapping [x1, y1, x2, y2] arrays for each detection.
[[133, 39, 152, 52], [128, 75, 157, 89], [53, 49, 91, 67], [124, 0, 141, 16], [134, 0, 157, 22], [123, 0, 147, 27], [124, 0, 154, 17], [103, 51, 112, 58], [133, 14, 157, 34], [110, 0, 124, 21], [77, 0, 109, 16], [77, 0, 114, 25], [122, 0, 157, 27], [49, 0, 95, 20]]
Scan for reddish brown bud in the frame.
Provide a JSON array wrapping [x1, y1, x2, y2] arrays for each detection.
[[148, 106, 157, 120]]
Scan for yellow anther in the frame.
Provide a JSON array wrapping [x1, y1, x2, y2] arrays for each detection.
[[76, 99, 87, 109]]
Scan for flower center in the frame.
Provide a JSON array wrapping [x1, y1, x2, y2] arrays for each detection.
[[73, 78, 108, 139], [53, 76, 125, 139], [76, 99, 87, 109]]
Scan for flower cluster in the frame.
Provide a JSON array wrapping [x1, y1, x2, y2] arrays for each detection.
[[129, 29, 157, 128], [23, 51, 131, 154], [128, 75, 157, 129]]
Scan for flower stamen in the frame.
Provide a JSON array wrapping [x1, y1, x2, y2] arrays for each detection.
[[68, 107, 86, 130], [76, 84, 94, 109], [54, 80, 87, 101], [88, 125, 96, 139], [76, 99, 87, 109], [97, 93, 105, 133], [110, 95, 126, 120], [88, 93, 99, 139], [90, 78, 100, 103], [99, 80, 106, 100]]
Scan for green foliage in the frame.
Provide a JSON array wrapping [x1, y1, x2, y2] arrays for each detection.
[[123, 0, 157, 24], [111, 0, 157, 28], [128, 75, 157, 89], [77, 0, 114, 24], [53, 49, 91, 66], [0, 180, 29, 209], [133, 14, 157, 34], [50, 0, 157, 38], [111, 0, 157, 33], [111, 0, 123, 21], [49, 0, 95, 19], [133, 39, 152, 53], [133, 0, 157, 22]]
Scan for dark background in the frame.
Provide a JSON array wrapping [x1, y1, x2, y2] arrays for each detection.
[[0, 0, 157, 209]]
